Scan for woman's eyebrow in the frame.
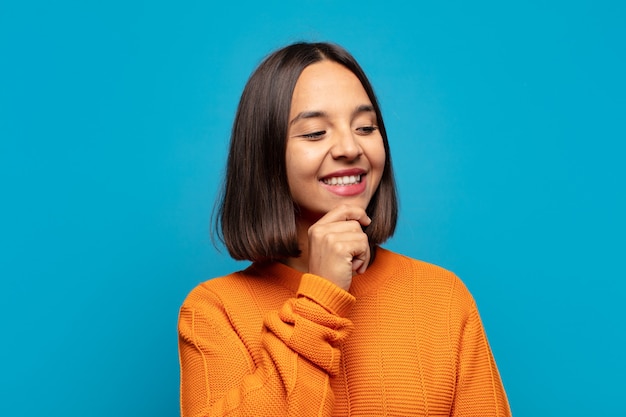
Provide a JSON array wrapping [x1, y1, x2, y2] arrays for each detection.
[[289, 111, 327, 126], [353, 104, 375, 117]]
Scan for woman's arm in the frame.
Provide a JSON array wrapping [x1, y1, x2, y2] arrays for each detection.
[[178, 274, 355, 417], [451, 299, 511, 417]]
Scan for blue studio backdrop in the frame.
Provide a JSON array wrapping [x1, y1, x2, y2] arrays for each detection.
[[1, 1, 624, 416]]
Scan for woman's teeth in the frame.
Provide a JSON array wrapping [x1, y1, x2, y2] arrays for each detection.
[[322, 174, 362, 186]]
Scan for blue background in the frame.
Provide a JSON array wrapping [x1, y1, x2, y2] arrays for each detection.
[[1, 1, 624, 416]]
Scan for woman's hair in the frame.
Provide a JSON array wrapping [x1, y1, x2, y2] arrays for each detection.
[[215, 41, 398, 262]]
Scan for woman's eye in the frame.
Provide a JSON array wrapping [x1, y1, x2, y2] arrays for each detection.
[[356, 126, 378, 135], [300, 130, 326, 139]]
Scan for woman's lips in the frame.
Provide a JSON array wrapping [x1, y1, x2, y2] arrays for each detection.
[[319, 171, 367, 196]]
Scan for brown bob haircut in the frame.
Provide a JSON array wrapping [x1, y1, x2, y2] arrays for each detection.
[[215, 41, 398, 262]]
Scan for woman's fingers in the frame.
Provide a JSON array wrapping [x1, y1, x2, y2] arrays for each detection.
[[314, 204, 371, 227], [307, 205, 371, 290]]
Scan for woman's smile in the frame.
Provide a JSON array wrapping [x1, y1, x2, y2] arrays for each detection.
[[319, 169, 367, 196]]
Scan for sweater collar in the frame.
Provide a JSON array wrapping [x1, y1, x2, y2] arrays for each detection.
[[247, 247, 398, 297]]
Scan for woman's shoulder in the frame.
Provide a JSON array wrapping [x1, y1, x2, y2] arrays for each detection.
[[180, 270, 248, 310], [180, 261, 299, 311], [380, 248, 455, 274], [374, 247, 474, 302]]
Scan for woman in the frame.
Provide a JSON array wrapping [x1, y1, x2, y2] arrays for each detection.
[[178, 41, 511, 416]]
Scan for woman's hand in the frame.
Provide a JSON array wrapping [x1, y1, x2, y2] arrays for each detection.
[[307, 205, 372, 291]]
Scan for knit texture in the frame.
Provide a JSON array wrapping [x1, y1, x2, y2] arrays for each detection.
[[178, 248, 511, 416]]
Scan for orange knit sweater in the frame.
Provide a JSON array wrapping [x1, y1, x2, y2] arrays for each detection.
[[178, 248, 511, 416]]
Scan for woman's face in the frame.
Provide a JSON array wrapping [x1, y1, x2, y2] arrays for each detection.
[[286, 60, 386, 223]]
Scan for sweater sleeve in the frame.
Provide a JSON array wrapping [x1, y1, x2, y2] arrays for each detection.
[[451, 299, 511, 417], [178, 273, 355, 417]]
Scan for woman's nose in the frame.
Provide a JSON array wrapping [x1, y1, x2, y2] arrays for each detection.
[[330, 129, 363, 160]]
